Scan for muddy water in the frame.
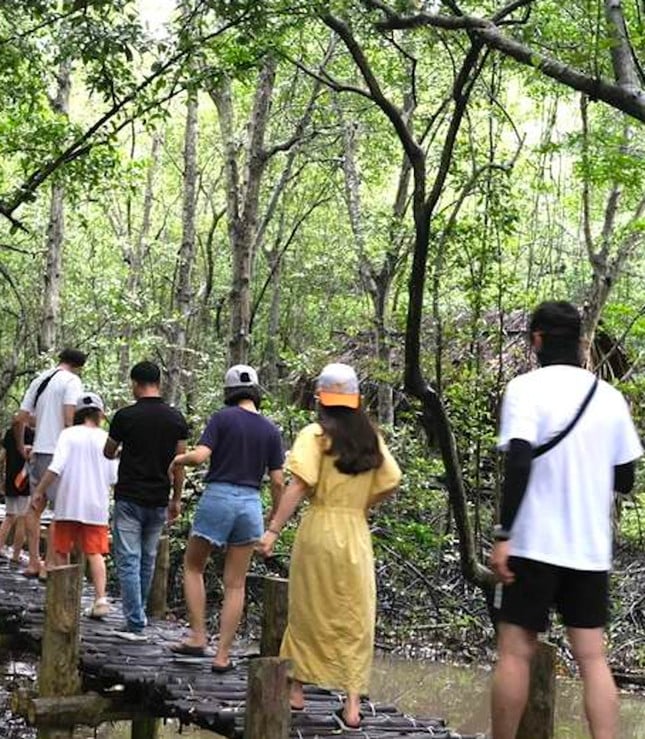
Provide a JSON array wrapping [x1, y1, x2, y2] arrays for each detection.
[[370, 655, 645, 739], [2, 652, 645, 738]]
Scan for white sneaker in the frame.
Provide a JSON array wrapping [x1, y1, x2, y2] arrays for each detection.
[[113, 630, 147, 642], [0, 547, 12, 559]]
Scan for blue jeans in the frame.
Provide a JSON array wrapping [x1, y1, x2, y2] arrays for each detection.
[[113, 499, 166, 632]]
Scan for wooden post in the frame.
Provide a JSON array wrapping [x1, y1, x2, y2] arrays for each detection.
[[517, 641, 556, 739], [147, 535, 169, 619], [131, 717, 161, 739], [260, 576, 288, 657], [38, 564, 82, 739], [244, 657, 290, 739]]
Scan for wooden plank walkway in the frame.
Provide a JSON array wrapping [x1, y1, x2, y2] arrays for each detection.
[[0, 557, 485, 738]]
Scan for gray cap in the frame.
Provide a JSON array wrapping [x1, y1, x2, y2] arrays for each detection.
[[76, 392, 104, 412], [224, 364, 259, 388]]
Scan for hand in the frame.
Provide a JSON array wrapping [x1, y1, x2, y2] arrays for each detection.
[[23, 445, 33, 460], [167, 499, 182, 524], [256, 530, 278, 558], [489, 540, 515, 585], [31, 491, 44, 511]]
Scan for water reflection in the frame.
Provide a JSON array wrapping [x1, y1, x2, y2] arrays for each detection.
[[370, 654, 645, 739]]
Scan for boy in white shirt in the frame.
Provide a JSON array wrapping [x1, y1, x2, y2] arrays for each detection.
[[33, 393, 117, 619]]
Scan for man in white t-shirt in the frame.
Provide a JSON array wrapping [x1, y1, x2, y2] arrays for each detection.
[[490, 301, 642, 739], [33, 392, 117, 619], [15, 348, 86, 577]]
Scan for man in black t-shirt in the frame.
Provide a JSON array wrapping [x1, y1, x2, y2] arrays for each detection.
[[104, 362, 188, 635], [0, 417, 34, 562]]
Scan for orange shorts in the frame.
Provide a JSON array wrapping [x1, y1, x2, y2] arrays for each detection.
[[54, 521, 109, 555]]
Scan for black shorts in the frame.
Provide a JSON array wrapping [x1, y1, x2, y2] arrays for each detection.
[[495, 556, 609, 632]]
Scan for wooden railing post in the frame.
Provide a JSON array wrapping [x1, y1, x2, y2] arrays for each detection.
[[131, 716, 161, 739], [517, 641, 556, 739], [38, 564, 83, 739], [147, 535, 169, 619], [260, 576, 288, 657], [244, 657, 290, 739]]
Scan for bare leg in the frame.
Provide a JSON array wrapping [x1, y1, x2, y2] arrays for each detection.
[[53, 551, 69, 567], [290, 679, 305, 710], [12, 516, 26, 560], [0, 514, 16, 550], [213, 544, 254, 668], [491, 623, 538, 739], [25, 499, 46, 573], [182, 536, 212, 648], [568, 627, 618, 739], [344, 692, 362, 726], [87, 553, 107, 600]]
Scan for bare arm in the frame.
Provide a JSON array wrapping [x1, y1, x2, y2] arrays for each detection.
[[171, 444, 212, 469], [13, 410, 29, 459], [257, 474, 311, 557], [33, 469, 59, 505], [103, 437, 120, 460], [63, 404, 75, 427], [368, 487, 398, 509], [171, 440, 188, 502], [267, 468, 285, 521]]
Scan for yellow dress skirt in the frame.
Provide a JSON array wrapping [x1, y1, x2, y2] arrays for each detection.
[[280, 422, 401, 695]]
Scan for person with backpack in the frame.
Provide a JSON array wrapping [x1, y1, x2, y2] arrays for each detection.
[[490, 301, 642, 739], [15, 348, 87, 578]]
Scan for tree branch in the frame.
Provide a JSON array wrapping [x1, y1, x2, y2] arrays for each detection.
[[374, 8, 645, 123]]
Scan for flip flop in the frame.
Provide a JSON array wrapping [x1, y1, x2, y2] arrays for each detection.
[[169, 642, 207, 657], [211, 662, 234, 673], [290, 704, 305, 712], [333, 707, 363, 732], [21, 570, 40, 579]]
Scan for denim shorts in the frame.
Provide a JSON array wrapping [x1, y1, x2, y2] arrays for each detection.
[[191, 482, 263, 547]]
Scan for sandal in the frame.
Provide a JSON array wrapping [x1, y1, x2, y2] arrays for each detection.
[[211, 662, 234, 673], [333, 707, 363, 732], [84, 598, 110, 619], [170, 642, 207, 657]]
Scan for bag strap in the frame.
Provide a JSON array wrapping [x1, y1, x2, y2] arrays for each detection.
[[533, 377, 599, 459], [33, 369, 61, 409]]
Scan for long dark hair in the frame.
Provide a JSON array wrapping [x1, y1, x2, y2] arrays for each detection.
[[317, 405, 383, 475]]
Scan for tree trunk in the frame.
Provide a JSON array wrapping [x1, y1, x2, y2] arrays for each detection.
[[39, 58, 72, 355], [117, 133, 162, 387], [336, 102, 394, 424], [211, 58, 277, 365], [167, 91, 198, 406]]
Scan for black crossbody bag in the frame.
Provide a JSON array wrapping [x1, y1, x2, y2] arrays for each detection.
[[33, 369, 61, 409], [532, 377, 599, 459]]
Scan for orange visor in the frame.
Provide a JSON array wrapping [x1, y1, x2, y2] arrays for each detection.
[[318, 390, 360, 409]]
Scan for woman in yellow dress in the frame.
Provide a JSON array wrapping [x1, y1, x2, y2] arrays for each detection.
[[258, 362, 401, 732]]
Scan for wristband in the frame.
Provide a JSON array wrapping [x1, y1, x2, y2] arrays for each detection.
[[493, 524, 511, 541], [268, 528, 281, 536]]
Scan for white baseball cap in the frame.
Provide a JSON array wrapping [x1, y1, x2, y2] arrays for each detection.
[[76, 392, 104, 412], [316, 363, 360, 409], [224, 364, 259, 388]]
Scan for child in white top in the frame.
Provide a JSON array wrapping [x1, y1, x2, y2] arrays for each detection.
[[33, 393, 117, 618]]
